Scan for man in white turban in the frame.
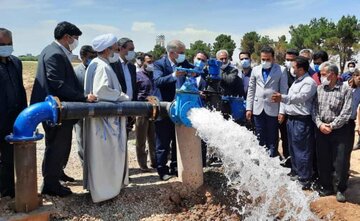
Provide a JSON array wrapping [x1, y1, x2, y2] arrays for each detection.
[[83, 33, 129, 203]]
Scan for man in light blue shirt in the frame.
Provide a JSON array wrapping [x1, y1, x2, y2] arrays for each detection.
[[271, 56, 317, 189]]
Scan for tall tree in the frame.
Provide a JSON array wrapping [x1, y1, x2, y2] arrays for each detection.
[[148, 44, 166, 60], [212, 34, 237, 58], [185, 40, 212, 61], [323, 15, 360, 72], [253, 36, 275, 62], [289, 17, 335, 50], [274, 35, 289, 64], [240, 31, 260, 55]]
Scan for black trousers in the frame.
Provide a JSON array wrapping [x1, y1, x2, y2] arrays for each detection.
[[315, 122, 353, 192], [154, 117, 177, 176], [0, 138, 15, 197], [42, 120, 74, 186]]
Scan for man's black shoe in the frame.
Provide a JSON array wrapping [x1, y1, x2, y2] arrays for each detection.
[[41, 184, 72, 197], [160, 174, 174, 181], [318, 189, 334, 197], [60, 173, 75, 182], [169, 169, 178, 177]]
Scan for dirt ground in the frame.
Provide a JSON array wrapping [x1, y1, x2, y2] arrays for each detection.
[[1, 61, 360, 220]]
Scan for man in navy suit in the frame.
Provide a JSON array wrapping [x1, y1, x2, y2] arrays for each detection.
[[30, 21, 96, 197], [153, 40, 193, 180], [110, 38, 138, 133]]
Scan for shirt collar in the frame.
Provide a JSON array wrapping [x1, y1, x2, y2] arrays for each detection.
[[295, 73, 309, 82], [324, 80, 342, 90], [55, 40, 72, 57], [120, 56, 126, 65], [168, 55, 176, 67]]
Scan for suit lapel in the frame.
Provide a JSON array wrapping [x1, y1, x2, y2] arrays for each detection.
[[165, 56, 174, 74], [117, 61, 127, 93], [265, 65, 278, 85]]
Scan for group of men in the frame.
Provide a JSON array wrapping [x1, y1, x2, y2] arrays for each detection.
[[0, 21, 359, 204], [243, 47, 359, 203]]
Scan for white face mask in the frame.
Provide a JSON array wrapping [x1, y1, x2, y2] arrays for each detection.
[[125, 50, 136, 61], [145, 63, 154, 72], [68, 38, 78, 51], [108, 52, 120, 63], [290, 67, 296, 77], [261, 61, 272, 69], [321, 76, 330, 86], [136, 58, 142, 66], [0, 45, 14, 57], [221, 61, 229, 70], [349, 67, 355, 73], [284, 61, 292, 69]]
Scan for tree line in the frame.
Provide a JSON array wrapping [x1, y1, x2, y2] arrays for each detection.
[[20, 15, 359, 73], [149, 15, 359, 73]]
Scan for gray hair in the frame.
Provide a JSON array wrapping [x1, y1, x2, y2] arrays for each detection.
[[216, 49, 229, 58], [166, 40, 185, 53], [320, 62, 339, 75], [0, 28, 12, 39]]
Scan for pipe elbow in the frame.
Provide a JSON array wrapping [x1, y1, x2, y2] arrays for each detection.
[[6, 96, 59, 142]]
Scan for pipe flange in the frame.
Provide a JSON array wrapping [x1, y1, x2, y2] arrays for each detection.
[[50, 96, 62, 125], [146, 96, 160, 120]]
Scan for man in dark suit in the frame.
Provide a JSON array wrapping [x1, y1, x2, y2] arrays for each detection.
[[30, 21, 96, 197], [110, 37, 138, 132], [153, 40, 193, 180], [0, 28, 27, 198]]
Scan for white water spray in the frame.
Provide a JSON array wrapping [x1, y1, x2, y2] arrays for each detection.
[[188, 108, 319, 220]]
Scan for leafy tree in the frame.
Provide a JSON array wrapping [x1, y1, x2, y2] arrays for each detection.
[[253, 36, 275, 62], [289, 17, 336, 50], [323, 15, 360, 72], [240, 31, 260, 55], [185, 40, 212, 61], [148, 44, 166, 60], [274, 35, 289, 64], [289, 15, 360, 73], [212, 34, 236, 58]]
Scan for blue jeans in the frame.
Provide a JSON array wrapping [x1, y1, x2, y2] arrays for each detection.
[[253, 111, 279, 157]]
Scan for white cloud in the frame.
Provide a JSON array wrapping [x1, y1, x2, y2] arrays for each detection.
[[1, 0, 47, 9], [272, 0, 317, 8], [131, 22, 156, 33], [257, 25, 292, 41]]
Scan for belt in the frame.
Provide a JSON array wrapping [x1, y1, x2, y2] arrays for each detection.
[[287, 115, 311, 120]]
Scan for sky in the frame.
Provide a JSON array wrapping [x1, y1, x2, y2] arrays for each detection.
[[1, 0, 360, 62]]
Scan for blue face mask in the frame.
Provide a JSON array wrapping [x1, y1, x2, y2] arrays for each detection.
[[314, 64, 320, 73], [241, 59, 251, 68], [0, 45, 14, 57], [175, 53, 186, 63]]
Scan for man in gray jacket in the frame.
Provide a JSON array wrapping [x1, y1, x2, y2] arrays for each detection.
[[246, 46, 288, 157]]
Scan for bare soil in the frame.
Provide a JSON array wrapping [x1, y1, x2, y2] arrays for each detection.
[[1, 61, 360, 220]]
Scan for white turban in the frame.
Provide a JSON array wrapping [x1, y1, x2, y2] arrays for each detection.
[[92, 33, 117, 52]]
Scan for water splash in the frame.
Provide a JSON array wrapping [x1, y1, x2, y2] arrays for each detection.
[[188, 108, 319, 220]]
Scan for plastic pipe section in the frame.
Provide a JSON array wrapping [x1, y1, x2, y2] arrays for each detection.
[[6, 95, 169, 143]]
